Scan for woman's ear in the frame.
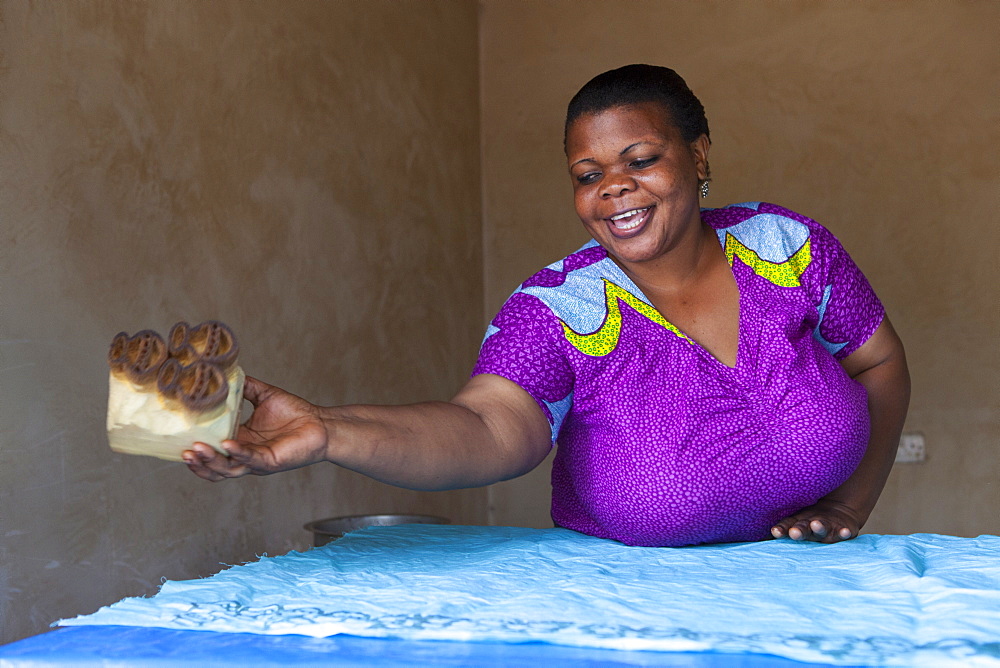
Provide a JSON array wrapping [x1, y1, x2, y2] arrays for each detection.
[[691, 134, 711, 181]]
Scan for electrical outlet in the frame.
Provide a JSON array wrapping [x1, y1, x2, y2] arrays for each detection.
[[895, 433, 926, 463]]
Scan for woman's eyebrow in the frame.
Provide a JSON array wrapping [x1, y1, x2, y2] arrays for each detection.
[[570, 141, 661, 169], [620, 141, 659, 155]]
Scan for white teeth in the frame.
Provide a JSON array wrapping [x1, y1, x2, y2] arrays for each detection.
[[610, 207, 650, 230], [610, 207, 648, 221]]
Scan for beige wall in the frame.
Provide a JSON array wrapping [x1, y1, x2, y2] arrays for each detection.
[[481, 1, 1000, 533], [0, 0, 485, 643]]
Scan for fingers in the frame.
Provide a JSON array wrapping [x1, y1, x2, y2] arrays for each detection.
[[771, 515, 855, 543], [182, 441, 255, 482], [807, 519, 829, 539], [802, 520, 852, 541]]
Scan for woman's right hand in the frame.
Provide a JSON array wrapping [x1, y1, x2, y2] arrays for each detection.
[[183, 376, 329, 481], [185, 372, 551, 491]]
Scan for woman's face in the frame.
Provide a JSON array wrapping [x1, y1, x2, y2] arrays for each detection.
[[566, 102, 710, 267]]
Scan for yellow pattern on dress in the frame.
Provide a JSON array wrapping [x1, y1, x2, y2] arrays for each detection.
[[722, 234, 811, 288], [560, 235, 811, 357], [561, 280, 693, 357]]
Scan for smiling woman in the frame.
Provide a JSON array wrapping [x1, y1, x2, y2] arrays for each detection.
[[567, 103, 710, 264], [183, 65, 910, 549]]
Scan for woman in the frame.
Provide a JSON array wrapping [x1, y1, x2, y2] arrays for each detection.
[[184, 65, 909, 547]]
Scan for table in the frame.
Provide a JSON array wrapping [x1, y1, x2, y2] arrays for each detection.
[[0, 625, 818, 666], [3, 526, 998, 666]]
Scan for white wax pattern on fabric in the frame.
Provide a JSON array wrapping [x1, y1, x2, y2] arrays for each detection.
[[57, 525, 1000, 666]]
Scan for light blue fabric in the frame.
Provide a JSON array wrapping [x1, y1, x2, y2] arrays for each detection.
[[58, 526, 1000, 666]]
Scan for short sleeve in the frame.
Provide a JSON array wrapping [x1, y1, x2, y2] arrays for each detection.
[[472, 291, 574, 443], [799, 213, 885, 360]]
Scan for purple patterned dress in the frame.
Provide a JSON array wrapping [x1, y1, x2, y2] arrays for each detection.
[[473, 203, 884, 547]]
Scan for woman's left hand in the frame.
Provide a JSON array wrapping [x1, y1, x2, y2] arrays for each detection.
[[771, 318, 910, 544], [770, 499, 864, 543]]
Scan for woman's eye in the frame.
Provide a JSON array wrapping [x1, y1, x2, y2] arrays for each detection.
[[630, 157, 658, 169], [577, 172, 600, 185]]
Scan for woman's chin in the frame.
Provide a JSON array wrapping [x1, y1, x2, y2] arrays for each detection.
[[601, 240, 665, 266], [589, 224, 654, 258]]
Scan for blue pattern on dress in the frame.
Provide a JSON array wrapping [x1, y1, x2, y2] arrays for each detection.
[[542, 391, 574, 439], [714, 211, 810, 263], [520, 241, 656, 336], [812, 284, 849, 355]]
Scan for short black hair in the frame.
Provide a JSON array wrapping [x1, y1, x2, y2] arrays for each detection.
[[565, 64, 710, 148]]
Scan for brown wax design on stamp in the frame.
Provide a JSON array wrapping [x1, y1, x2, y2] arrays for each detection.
[[108, 321, 239, 414]]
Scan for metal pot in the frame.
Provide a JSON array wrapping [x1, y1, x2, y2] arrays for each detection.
[[304, 513, 451, 547]]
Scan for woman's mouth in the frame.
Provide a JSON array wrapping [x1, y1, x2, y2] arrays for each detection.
[[608, 206, 653, 233]]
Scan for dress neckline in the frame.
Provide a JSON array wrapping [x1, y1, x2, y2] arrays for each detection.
[[594, 234, 743, 371]]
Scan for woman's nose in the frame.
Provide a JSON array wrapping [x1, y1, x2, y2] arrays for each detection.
[[600, 174, 636, 198]]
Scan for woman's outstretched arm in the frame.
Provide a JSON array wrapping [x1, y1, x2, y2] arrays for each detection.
[[182, 373, 553, 491], [771, 317, 911, 542]]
